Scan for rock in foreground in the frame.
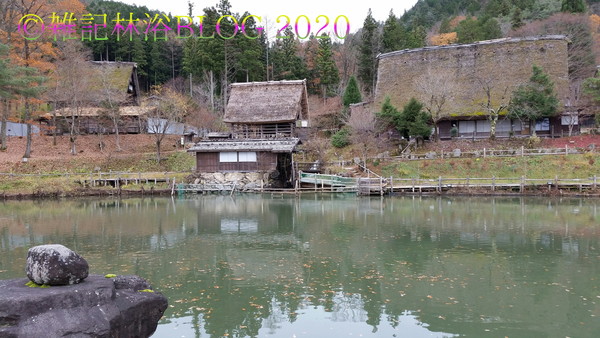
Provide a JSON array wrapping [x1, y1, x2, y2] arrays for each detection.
[[26, 244, 89, 285], [0, 275, 168, 338]]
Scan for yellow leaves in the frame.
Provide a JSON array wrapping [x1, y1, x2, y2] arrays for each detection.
[[430, 32, 458, 46]]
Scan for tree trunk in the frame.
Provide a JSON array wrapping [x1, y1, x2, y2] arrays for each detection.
[[113, 116, 121, 151], [0, 99, 7, 150], [23, 102, 32, 158], [24, 122, 32, 158], [52, 111, 57, 146], [155, 140, 162, 163], [489, 115, 497, 140]]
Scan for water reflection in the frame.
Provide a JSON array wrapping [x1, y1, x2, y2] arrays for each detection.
[[1, 195, 599, 337]]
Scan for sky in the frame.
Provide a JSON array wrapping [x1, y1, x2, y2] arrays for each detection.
[[118, 0, 419, 37]]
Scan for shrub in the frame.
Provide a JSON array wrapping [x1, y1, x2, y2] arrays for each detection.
[[331, 128, 351, 148]]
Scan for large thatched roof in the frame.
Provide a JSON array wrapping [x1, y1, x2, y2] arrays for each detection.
[[223, 80, 308, 124], [188, 138, 300, 153], [88, 61, 140, 105]]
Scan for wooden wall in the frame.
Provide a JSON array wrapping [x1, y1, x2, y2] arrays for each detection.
[[195, 152, 278, 172]]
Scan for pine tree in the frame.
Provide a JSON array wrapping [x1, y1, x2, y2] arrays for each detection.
[[315, 34, 339, 97], [271, 27, 308, 80], [382, 10, 402, 53], [561, 0, 586, 13], [343, 76, 362, 106], [511, 8, 524, 29], [508, 65, 559, 133], [358, 9, 378, 95], [0, 43, 46, 151]]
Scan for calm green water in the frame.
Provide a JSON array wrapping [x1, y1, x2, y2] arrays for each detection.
[[1, 195, 599, 337]]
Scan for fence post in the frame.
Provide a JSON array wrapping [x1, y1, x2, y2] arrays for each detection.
[[438, 176, 442, 193], [555, 175, 559, 191], [594, 175, 597, 189], [484, 148, 486, 158], [466, 177, 470, 188], [492, 176, 495, 192], [520, 176, 524, 193], [412, 178, 415, 193], [390, 176, 393, 193], [521, 146, 524, 157], [565, 144, 568, 156]]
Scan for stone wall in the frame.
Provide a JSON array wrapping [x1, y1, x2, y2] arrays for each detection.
[[374, 36, 570, 117], [189, 172, 270, 191]]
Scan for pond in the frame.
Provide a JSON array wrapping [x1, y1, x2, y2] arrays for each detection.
[[1, 195, 599, 337]]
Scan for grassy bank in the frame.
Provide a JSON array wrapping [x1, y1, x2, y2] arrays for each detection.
[[374, 154, 600, 179], [0, 151, 195, 197]]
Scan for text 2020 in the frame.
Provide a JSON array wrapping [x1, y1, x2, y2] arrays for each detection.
[[276, 15, 350, 39]]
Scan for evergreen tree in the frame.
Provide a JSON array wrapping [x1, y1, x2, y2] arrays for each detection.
[[358, 9, 378, 95], [511, 8, 524, 29], [382, 10, 403, 53], [315, 34, 339, 97], [376, 96, 402, 132], [343, 76, 362, 106], [508, 65, 559, 133], [456, 17, 502, 43], [561, 0, 586, 13], [271, 27, 308, 80], [0, 43, 46, 151], [400, 98, 431, 139], [376, 97, 431, 139]]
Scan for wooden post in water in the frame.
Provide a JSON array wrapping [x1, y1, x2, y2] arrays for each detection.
[[520, 176, 525, 193]]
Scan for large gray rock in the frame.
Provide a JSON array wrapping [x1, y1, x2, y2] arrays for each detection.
[[26, 244, 89, 285], [0, 274, 168, 338]]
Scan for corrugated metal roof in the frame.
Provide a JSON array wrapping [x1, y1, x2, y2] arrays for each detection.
[[188, 138, 300, 153]]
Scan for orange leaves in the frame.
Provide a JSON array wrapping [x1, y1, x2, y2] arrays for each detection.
[[429, 32, 458, 46]]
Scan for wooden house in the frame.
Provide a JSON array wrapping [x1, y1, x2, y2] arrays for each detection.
[[188, 80, 309, 186]]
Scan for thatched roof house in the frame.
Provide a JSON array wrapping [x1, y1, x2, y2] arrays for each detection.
[[49, 61, 140, 107], [374, 35, 571, 138], [224, 80, 308, 123], [223, 80, 309, 138]]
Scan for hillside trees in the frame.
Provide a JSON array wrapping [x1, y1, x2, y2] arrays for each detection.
[[315, 34, 339, 98], [561, 0, 586, 13], [358, 9, 379, 96], [0, 43, 46, 152]]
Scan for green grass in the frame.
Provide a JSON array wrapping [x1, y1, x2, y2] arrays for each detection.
[[377, 154, 600, 179]]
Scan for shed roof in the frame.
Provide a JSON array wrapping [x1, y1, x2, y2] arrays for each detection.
[[223, 80, 309, 124], [188, 138, 300, 153]]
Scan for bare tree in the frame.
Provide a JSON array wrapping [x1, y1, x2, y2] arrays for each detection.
[[97, 64, 123, 151], [416, 69, 453, 141], [146, 87, 189, 163], [475, 76, 510, 140], [347, 106, 377, 163], [54, 41, 92, 155]]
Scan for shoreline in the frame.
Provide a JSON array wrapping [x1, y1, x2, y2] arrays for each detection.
[[2, 186, 600, 200]]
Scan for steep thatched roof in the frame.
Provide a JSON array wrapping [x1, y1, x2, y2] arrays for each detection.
[[188, 138, 300, 153], [88, 61, 140, 105], [223, 80, 308, 124]]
